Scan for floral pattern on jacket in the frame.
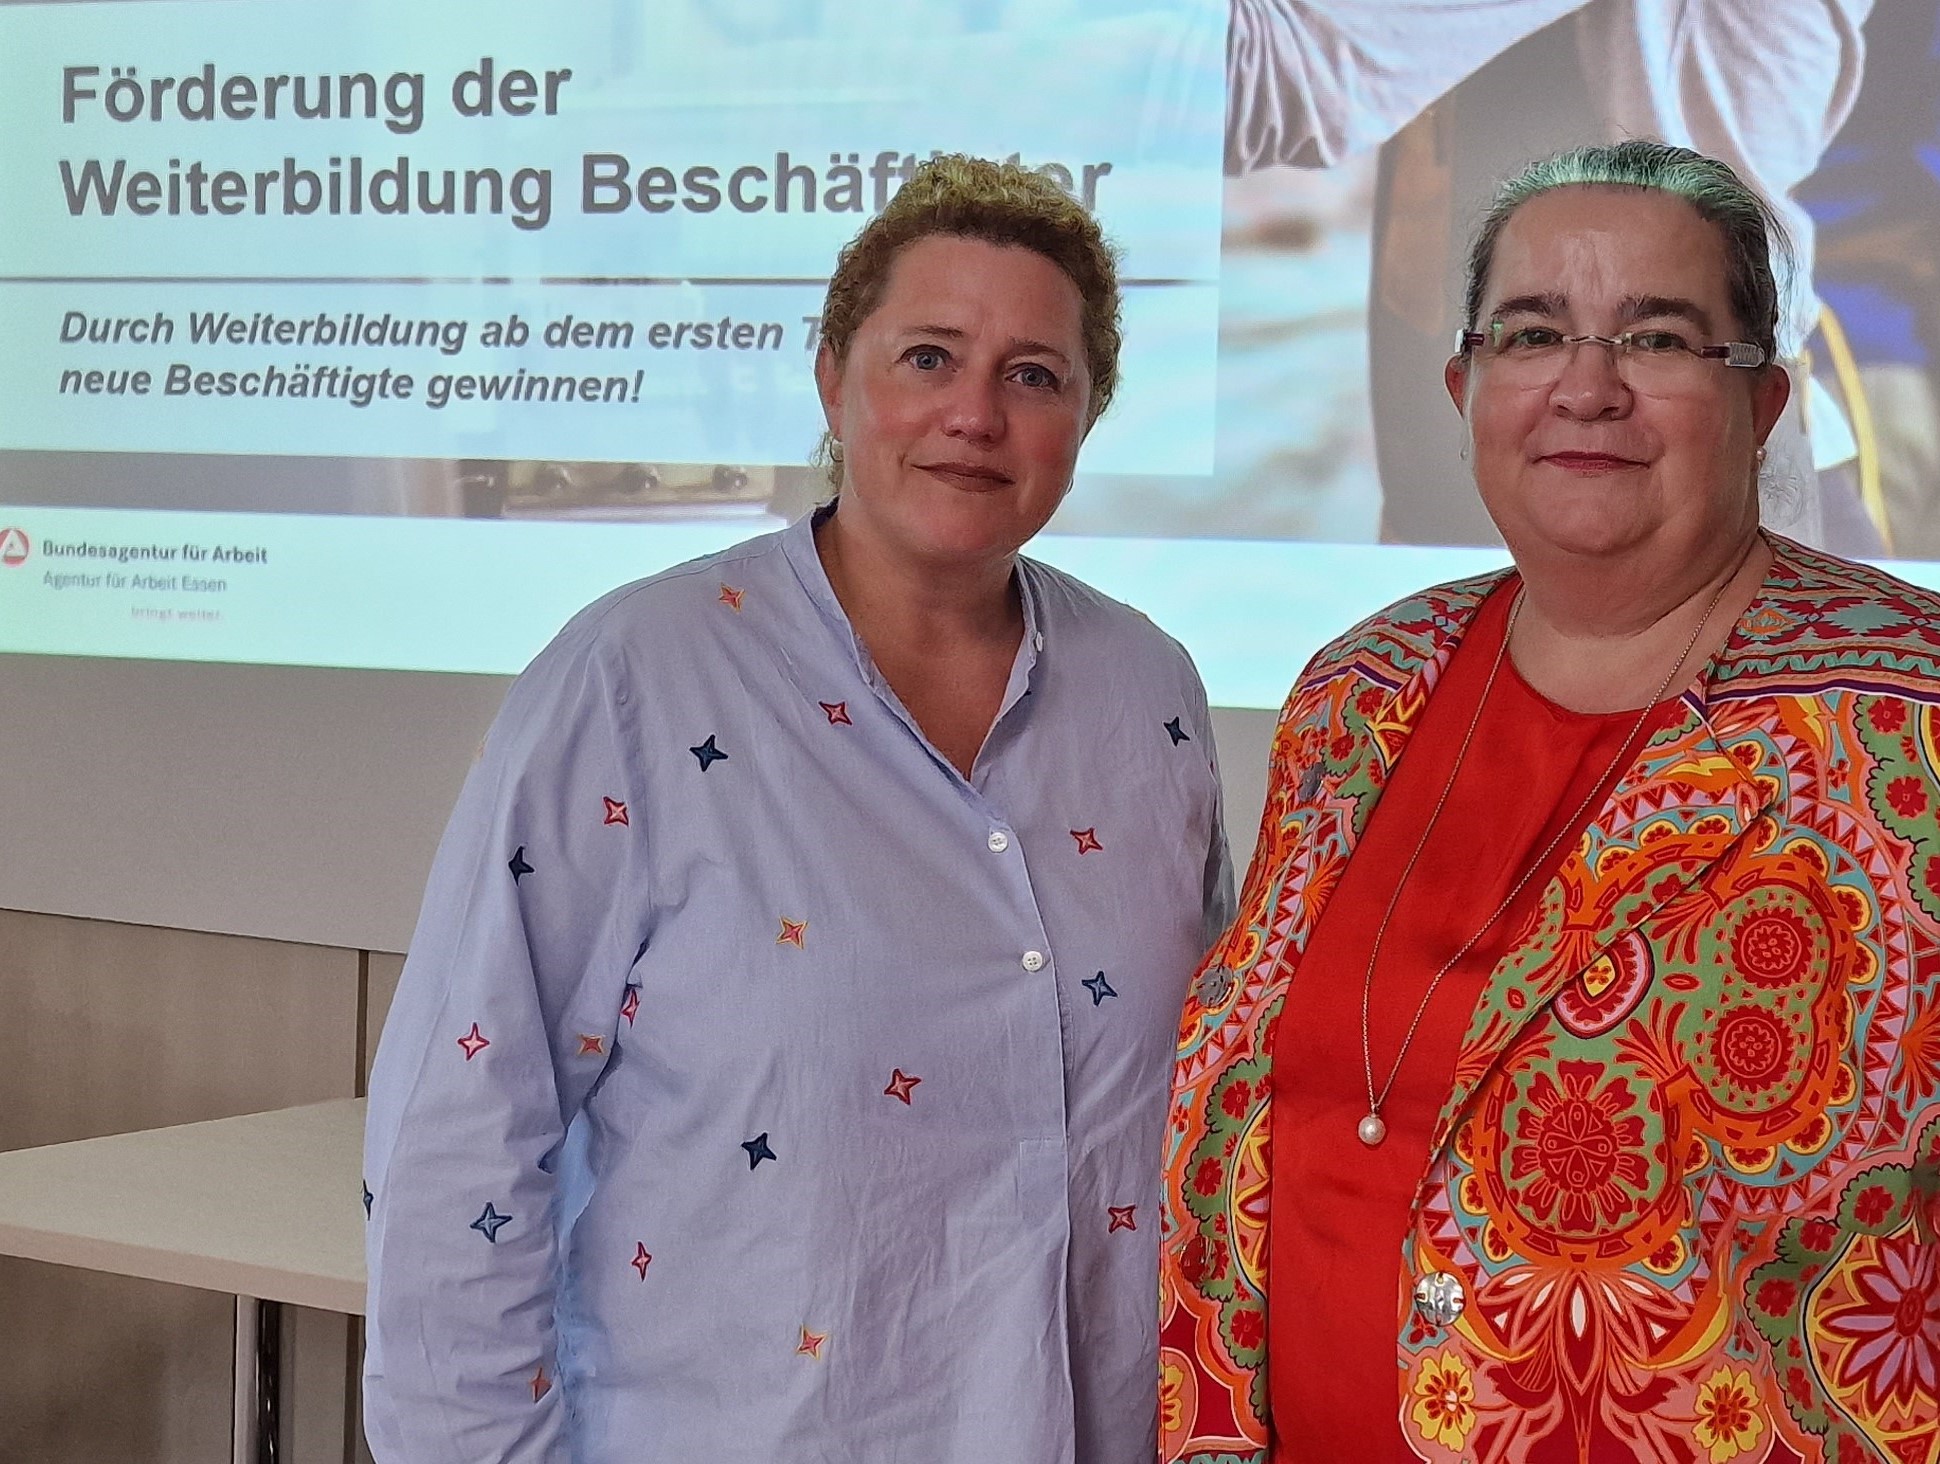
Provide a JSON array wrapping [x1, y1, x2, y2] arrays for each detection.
[[1160, 538, 1940, 1464]]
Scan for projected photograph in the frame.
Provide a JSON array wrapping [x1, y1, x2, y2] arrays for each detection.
[[1, 0, 1935, 703]]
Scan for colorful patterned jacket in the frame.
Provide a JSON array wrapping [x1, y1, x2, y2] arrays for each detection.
[[1160, 537, 1940, 1463]]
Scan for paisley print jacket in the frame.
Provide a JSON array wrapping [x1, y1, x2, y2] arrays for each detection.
[[1160, 538, 1940, 1463]]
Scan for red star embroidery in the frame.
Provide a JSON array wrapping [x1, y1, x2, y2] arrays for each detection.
[[883, 1069, 922, 1104], [602, 797, 629, 826], [1107, 1204, 1138, 1233], [620, 986, 640, 1026], [777, 917, 808, 948], [530, 1364, 552, 1402], [630, 1242, 652, 1280], [797, 1327, 828, 1359], [819, 700, 852, 726], [457, 1023, 490, 1060], [577, 1034, 605, 1057], [718, 584, 745, 612], [1071, 827, 1103, 855]]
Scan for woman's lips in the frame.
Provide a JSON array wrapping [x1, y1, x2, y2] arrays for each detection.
[[917, 462, 1014, 489], [1541, 451, 1645, 472]]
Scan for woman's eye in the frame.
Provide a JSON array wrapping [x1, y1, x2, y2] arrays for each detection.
[[1500, 326, 1562, 351], [1629, 330, 1692, 354], [1014, 363, 1059, 390], [907, 346, 946, 370]]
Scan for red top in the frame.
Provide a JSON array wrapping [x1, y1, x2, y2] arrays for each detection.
[[1265, 582, 1678, 1461]]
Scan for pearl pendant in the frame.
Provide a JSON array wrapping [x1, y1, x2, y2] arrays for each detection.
[[1358, 1112, 1388, 1147]]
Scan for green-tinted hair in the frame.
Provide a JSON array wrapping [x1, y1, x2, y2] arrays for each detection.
[[1462, 140, 1794, 363]]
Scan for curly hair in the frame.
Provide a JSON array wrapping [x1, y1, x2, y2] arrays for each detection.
[[817, 154, 1122, 470]]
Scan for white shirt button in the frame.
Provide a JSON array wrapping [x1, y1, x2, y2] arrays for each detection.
[[1021, 950, 1046, 972], [988, 830, 1010, 853]]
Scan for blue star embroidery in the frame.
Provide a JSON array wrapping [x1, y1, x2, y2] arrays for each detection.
[[362, 1182, 373, 1218], [1082, 971, 1118, 1006], [742, 1133, 777, 1169], [508, 846, 534, 882], [690, 735, 728, 771], [1165, 716, 1190, 746], [471, 1202, 513, 1242]]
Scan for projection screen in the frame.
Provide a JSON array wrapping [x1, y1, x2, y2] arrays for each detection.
[[3, 0, 1938, 945]]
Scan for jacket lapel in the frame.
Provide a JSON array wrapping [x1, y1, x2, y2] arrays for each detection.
[[1422, 561, 1800, 1151]]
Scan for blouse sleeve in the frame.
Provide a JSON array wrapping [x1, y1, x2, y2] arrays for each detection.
[[362, 619, 650, 1464]]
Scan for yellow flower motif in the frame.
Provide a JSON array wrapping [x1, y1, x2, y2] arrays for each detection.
[[1410, 1350, 1477, 1451], [1692, 1366, 1764, 1463], [1159, 1356, 1187, 1435]]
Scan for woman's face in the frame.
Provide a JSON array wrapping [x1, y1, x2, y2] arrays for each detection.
[[815, 233, 1092, 571], [1444, 186, 1790, 567]]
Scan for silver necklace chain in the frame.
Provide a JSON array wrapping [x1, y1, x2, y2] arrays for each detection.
[[1354, 568, 1738, 1146]]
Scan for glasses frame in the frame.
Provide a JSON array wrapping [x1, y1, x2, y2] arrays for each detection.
[[1456, 327, 1767, 370]]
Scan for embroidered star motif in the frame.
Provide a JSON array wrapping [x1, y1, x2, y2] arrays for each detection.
[[602, 796, 629, 826], [471, 1202, 512, 1242], [631, 1242, 653, 1280], [1107, 1204, 1138, 1233], [620, 983, 640, 1026], [577, 1034, 605, 1057], [819, 700, 852, 726], [508, 846, 534, 881], [883, 1069, 922, 1104], [797, 1327, 828, 1359], [742, 1132, 777, 1169], [457, 1023, 491, 1060], [777, 917, 807, 948], [362, 1182, 373, 1217], [1070, 827, 1103, 855], [1082, 971, 1118, 1005], [530, 1364, 552, 1402], [718, 583, 745, 612], [1165, 716, 1190, 746], [690, 735, 728, 771]]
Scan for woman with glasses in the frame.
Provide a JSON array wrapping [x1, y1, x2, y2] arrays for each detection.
[[1161, 140, 1940, 1463]]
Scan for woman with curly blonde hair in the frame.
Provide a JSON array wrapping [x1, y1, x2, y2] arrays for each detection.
[[365, 154, 1231, 1464]]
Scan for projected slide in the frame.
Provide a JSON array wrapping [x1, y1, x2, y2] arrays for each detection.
[[2, 0, 1937, 708]]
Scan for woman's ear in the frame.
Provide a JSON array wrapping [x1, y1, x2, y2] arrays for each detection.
[[1443, 354, 1471, 417], [814, 343, 843, 435], [1752, 362, 1792, 447]]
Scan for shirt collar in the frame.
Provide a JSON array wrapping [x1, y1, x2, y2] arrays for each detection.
[[779, 501, 1044, 676], [778, 503, 1044, 746]]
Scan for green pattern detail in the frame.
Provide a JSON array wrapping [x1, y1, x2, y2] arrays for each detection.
[[1746, 1210, 1848, 1436], [1856, 697, 1940, 924]]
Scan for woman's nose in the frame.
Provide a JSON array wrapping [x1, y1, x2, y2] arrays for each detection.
[[1547, 337, 1630, 418], [940, 371, 1004, 441]]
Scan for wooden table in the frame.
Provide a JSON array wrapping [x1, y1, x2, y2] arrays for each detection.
[[0, 1098, 367, 1463]]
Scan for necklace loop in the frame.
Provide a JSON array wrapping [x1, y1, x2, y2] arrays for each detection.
[[1354, 564, 1741, 1147]]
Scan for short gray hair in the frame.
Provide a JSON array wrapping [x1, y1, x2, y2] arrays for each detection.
[[1462, 140, 1794, 364]]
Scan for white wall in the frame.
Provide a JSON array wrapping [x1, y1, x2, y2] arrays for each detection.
[[0, 651, 1277, 953]]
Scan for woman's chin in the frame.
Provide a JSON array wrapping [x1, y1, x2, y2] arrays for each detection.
[[1496, 499, 1662, 562], [896, 502, 1041, 565]]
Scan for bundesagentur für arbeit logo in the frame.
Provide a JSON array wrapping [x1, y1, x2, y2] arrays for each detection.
[[0, 528, 29, 568]]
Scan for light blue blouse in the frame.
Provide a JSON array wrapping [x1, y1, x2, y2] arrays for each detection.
[[363, 510, 1232, 1463]]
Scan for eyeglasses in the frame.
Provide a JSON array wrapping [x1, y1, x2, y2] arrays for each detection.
[[1457, 323, 1767, 392]]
